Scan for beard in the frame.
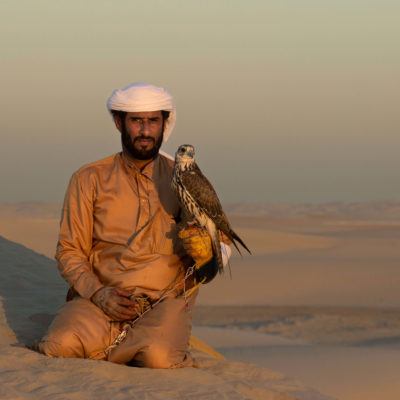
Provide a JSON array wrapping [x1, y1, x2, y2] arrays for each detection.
[[121, 125, 163, 160]]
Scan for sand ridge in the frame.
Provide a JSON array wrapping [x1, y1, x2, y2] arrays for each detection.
[[2, 201, 400, 399], [0, 235, 334, 400]]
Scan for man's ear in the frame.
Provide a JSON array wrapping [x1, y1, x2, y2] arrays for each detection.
[[113, 115, 122, 133], [163, 117, 168, 134]]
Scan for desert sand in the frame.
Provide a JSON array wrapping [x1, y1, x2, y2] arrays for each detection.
[[0, 234, 332, 400], [1, 201, 400, 399]]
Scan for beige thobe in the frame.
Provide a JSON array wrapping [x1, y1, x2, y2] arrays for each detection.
[[39, 152, 195, 367]]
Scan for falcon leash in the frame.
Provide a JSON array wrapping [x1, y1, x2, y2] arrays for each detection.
[[89, 264, 198, 360]]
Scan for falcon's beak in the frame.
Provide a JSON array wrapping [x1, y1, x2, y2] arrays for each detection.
[[186, 149, 194, 157]]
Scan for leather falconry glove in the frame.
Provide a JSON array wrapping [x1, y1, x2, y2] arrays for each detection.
[[179, 226, 213, 266], [179, 226, 218, 284]]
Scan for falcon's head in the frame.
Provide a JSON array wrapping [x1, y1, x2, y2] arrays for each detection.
[[174, 144, 195, 165]]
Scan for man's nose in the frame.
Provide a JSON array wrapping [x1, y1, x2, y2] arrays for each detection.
[[140, 120, 151, 135]]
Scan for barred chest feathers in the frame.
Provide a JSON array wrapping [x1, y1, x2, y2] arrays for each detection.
[[171, 163, 208, 227]]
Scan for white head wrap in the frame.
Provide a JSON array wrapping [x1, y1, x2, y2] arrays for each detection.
[[107, 82, 176, 142]]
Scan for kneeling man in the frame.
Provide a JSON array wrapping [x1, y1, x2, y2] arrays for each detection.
[[38, 82, 225, 368]]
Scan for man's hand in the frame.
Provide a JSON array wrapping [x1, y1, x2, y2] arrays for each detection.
[[91, 287, 138, 321]]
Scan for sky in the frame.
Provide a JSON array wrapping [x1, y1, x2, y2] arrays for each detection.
[[1, 0, 399, 204]]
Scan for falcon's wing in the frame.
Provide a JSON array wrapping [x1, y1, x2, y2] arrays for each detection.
[[180, 164, 224, 220]]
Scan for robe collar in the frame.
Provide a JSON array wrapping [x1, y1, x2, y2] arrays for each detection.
[[120, 149, 160, 182]]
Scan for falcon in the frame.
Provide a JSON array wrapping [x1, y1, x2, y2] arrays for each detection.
[[172, 144, 251, 273]]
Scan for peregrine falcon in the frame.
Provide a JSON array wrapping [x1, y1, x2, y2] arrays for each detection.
[[172, 144, 251, 273]]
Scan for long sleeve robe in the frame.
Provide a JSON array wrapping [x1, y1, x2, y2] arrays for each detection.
[[39, 152, 195, 366]]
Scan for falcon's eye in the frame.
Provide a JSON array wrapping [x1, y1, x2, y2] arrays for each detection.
[[179, 148, 186, 153]]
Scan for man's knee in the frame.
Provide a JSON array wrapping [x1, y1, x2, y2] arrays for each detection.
[[38, 330, 83, 358], [38, 297, 113, 359], [134, 342, 188, 369]]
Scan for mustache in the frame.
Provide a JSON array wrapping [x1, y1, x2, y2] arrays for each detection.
[[134, 136, 155, 143]]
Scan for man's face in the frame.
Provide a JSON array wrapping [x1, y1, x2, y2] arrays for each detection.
[[116, 111, 164, 160]]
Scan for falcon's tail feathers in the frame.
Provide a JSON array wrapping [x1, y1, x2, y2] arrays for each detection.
[[229, 229, 252, 255]]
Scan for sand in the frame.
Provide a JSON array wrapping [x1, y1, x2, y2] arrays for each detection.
[[197, 213, 400, 307], [192, 308, 400, 400], [0, 344, 330, 400], [0, 234, 332, 400], [0, 202, 60, 258], [1, 201, 400, 399]]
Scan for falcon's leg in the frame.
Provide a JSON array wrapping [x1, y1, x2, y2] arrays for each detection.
[[186, 219, 201, 228]]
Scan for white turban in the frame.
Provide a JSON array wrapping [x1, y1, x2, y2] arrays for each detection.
[[107, 82, 176, 142]]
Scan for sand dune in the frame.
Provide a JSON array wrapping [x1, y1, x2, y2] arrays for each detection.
[[192, 308, 400, 400], [218, 343, 400, 400], [193, 305, 400, 346], [224, 200, 400, 221], [197, 212, 400, 307], [0, 236, 333, 400], [0, 218, 59, 259], [1, 201, 400, 399], [235, 228, 337, 255], [1, 200, 399, 258], [0, 344, 333, 400]]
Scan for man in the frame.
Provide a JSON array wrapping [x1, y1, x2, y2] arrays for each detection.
[[38, 82, 227, 368]]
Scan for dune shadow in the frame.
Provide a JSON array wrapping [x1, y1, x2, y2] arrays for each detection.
[[0, 236, 67, 346], [356, 336, 400, 349]]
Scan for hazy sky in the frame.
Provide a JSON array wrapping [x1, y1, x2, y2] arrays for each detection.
[[1, 0, 399, 204]]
